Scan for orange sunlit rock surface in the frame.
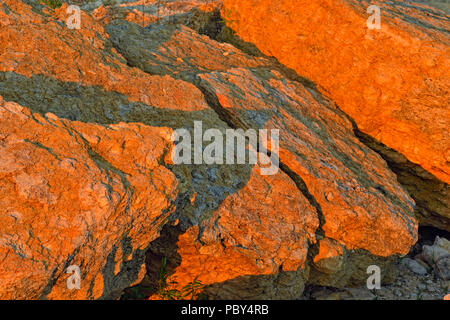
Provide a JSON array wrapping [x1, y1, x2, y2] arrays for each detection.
[[221, 0, 450, 229], [0, 0, 446, 300], [147, 165, 318, 299], [0, 97, 177, 299], [222, 0, 450, 182]]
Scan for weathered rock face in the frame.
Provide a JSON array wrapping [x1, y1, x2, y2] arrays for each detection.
[[146, 165, 319, 300], [197, 68, 417, 259], [0, 97, 177, 299], [0, 0, 422, 299], [221, 0, 450, 230], [0, 0, 208, 112], [105, 17, 417, 292], [0, 0, 319, 299]]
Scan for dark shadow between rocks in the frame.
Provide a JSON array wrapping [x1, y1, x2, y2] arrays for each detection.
[[100, 236, 148, 300], [138, 246, 401, 300], [354, 128, 449, 231]]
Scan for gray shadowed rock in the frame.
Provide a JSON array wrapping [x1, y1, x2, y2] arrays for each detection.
[[401, 258, 428, 276]]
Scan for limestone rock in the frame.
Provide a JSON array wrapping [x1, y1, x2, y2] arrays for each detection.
[[105, 16, 417, 289], [434, 236, 450, 252], [89, 0, 221, 27], [0, 97, 177, 299], [197, 68, 417, 259], [312, 238, 345, 275], [221, 0, 450, 230], [0, 1, 208, 112], [105, 20, 271, 79], [435, 256, 450, 280], [147, 165, 318, 300], [0, 1, 319, 299], [0, 0, 209, 299]]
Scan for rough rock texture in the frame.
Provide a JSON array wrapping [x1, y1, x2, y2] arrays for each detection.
[[221, 0, 450, 230], [401, 258, 427, 275], [89, 0, 220, 27], [146, 166, 319, 300], [0, 0, 427, 299], [197, 68, 417, 257], [421, 236, 450, 280], [0, 1, 319, 299], [0, 97, 177, 299], [0, 0, 207, 112], [105, 17, 417, 291], [0, 0, 201, 299]]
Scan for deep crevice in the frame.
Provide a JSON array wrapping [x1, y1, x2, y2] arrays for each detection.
[[352, 125, 449, 231]]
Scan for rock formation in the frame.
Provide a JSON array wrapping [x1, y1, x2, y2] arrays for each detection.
[[0, 0, 446, 300], [221, 0, 450, 230], [0, 96, 177, 299], [105, 15, 416, 294]]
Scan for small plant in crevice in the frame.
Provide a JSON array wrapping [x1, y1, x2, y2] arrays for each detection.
[[416, 287, 424, 300], [157, 256, 206, 300], [371, 288, 379, 300], [180, 277, 206, 300]]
